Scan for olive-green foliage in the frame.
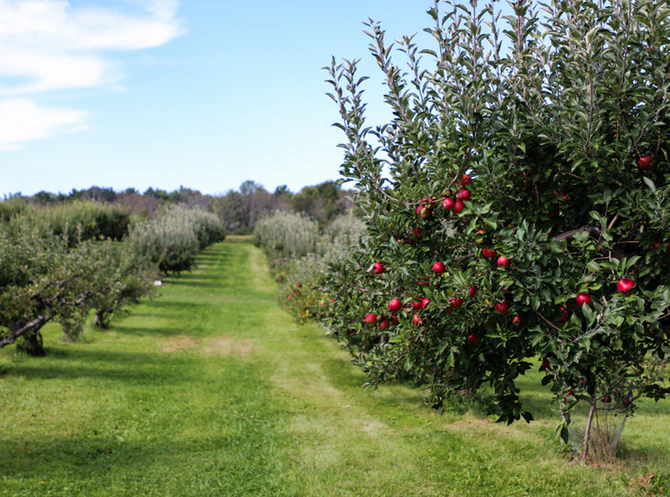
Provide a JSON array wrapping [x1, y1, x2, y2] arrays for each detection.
[[255, 211, 366, 323], [0, 197, 28, 223], [1, 200, 130, 245], [253, 211, 320, 259], [128, 205, 225, 274]]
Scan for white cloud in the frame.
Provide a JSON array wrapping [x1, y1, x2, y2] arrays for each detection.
[[0, 98, 88, 150], [0, 0, 184, 148]]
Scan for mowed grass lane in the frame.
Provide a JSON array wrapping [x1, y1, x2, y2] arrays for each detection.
[[0, 242, 668, 496]]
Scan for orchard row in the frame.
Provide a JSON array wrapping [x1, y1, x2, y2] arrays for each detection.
[[0, 204, 225, 355]]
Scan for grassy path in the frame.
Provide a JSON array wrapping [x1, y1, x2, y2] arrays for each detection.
[[1, 242, 669, 496]]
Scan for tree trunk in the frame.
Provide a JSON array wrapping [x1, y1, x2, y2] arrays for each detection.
[[0, 316, 50, 356], [94, 309, 108, 329], [19, 329, 46, 357], [581, 393, 598, 462]]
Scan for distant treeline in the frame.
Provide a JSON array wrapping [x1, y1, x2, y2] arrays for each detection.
[[3, 180, 354, 235]]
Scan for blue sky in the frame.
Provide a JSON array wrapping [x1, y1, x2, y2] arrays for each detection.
[[0, 0, 448, 197]]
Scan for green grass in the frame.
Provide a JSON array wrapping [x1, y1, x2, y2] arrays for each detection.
[[1, 242, 669, 496]]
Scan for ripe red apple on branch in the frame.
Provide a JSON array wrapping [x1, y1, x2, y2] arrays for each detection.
[[494, 302, 509, 314], [637, 155, 653, 169], [482, 248, 496, 258], [457, 189, 471, 201], [364, 313, 377, 325], [432, 261, 446, 274], [412, 314, 424, 326], [497, 256, 510, 267], [373, 262, 385, 274], [449, 297, 463, 308], [452, 200, 465, 214], [443, 197, 455, 210], [617, 278, 635, 293], [576, 293, 591, 306], [389, 298, 402, 312]]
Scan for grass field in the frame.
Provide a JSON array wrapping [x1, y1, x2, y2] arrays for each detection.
[[1, 242, 669, 496]]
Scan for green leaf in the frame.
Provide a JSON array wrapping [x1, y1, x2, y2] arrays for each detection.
[[643, 177, 657, 193], [582, 304, 595, 327]]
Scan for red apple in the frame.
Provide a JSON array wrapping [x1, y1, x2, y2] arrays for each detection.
[[421, 298, 431, 309], [482, 248, 496, 258], [416, 204, 431, 218], [512, 315, 522, 325], [459, 174, 471, 186], [373, 262, 385, 274], [617, 278, 635, 293], [452, 200, 465, 214], [364, 313, 377, 325], [637, 155, 653, 169], [467, 333, 481, 345], [576, 292, 592, 306], [412, 314, 424, 326], [457, 189, 471, 201], [432, 261, 446, 274], [379, 320, 390, 331], [443, 197, 455, 210], [558, 305, 569, 323], [540, 358, 551, 371], [468, 286, 477, 298], [603, 394, 612, 403], [413, 300, 422, 310], [623, 397, 632, 407], [391, 315, 399, 325], [449, 297, 463, 308], [495, 302, 509, 314], [580, 378, 588, 386], [497, 256, 510, 267], [389, 298, 402, 312], [411, 227, 424, 238]]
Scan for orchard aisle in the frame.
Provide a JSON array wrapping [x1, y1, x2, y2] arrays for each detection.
[[1, 242, 666, 497]]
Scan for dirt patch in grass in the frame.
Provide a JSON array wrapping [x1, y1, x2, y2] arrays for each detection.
[[161, 335, 199, 353], [202, 336, 256, 357]]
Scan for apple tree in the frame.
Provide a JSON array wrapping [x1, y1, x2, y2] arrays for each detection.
[[0, 226, 157, 355], [323, 0, 670, 460]]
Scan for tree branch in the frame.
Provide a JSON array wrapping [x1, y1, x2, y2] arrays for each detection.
[[554, 226, 601, 243], [0, 315, 52, 349]]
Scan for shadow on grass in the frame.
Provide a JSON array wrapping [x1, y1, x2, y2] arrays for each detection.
[[9, 348, 198, 385], [0, 432, 285, 484], [109, 324, 188, 338]]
